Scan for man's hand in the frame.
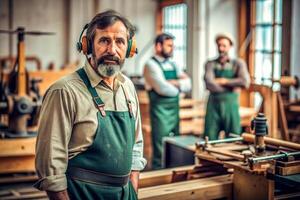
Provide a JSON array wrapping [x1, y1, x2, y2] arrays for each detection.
[[130, 170, 140, 193], [168, 79, 180, 88], [215, 78, 229, 85], [46, 190, 70, 200]]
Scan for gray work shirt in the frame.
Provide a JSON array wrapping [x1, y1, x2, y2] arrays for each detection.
[[204, 58, 250, 93]]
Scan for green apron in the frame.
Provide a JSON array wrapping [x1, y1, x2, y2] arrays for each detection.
[[148, 57, 180, 170], [204, 64, 241, 140], [66, 68, 138, 200]]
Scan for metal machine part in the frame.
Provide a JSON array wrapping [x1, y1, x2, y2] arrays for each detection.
[[0, 27, 54, 138], [251, 113, 268, 154]]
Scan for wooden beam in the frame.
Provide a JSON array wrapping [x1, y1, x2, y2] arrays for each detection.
[[276, 165, 300, 176], [0, 175, 38, 184], [277, 92, 290, 140], [0, 138, 36, 157], [0, 156, 35, 174], [29, 69, 74, 95], [242, 133, 300, 150], [138, 174, 233, 200], [233, 168, 274, 200], [159, 0, 184, 8], [139, 165, 195, 188]]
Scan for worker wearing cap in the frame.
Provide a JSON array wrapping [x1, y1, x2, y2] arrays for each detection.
[[204, 33, 250, 140]]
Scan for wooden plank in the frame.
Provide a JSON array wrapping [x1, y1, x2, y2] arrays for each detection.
[[276, 165, 300, 176], [233, 168, 274, 200], [0, 192, 47, 200], [277, 93, 290, 140], [242, 133, 300, 150], [0, 156, 35, 174], [276, 160, 300, 167], [29, 69, 74, 95], [289, 105, 300, 112], [138, 174, 233, 200], [205, 148, 244, 161], [0, 138, 36, 157], [139, 165, 195, 188], [180, 109, 204, 119], [0, 174, 38, 184]]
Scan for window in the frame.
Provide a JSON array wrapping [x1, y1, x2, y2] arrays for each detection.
[[251, 0, 283, 89], [162, 3, 187, 70], [250, 0, 283, 108]]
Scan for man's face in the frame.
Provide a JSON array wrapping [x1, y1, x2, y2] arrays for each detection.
[[161, 39, 174, 58], [92, 20, 128, 77], [217, 38, 232, 58]]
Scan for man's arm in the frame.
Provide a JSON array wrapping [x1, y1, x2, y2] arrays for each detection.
[[130, 171, 140, 193], [220, 59, 250, 89], [143, 61, 179, 97], [168, 66, 192, 93], [204, 61, 227, 93], [130, 85, 147, 193], [34, 87, 74, 199]]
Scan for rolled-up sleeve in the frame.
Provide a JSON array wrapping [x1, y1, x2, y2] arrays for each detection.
[[34, 87, 74, 192], [131, 89, 147, 171]]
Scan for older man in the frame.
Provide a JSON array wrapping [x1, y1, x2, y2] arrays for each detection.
[[35, 10, 146, 200]]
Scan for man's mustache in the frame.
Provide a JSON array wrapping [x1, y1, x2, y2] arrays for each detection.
[[97, 55, 121, 65]]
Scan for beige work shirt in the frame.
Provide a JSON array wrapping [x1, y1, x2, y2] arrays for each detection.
[[34, 61, 146, 192]]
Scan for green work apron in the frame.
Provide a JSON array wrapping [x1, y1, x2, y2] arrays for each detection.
[[204, 64, 241, 140], [148, 57, 180, 170], [66, 68, 137, 200]]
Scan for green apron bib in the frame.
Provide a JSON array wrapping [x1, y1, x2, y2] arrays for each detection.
[[66, 68, 138, 200], [148, 57, 180, 170], [204, 64, 241, 140]]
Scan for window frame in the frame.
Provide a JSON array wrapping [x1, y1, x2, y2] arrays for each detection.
[[156, 0, 188, 70]]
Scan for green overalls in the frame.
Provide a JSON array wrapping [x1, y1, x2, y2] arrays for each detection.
[[148, 57, 180, 170], [66, 68, 138, 200], [204, 64, 241, 140]]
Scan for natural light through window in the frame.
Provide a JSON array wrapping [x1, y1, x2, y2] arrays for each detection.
[[162, 3, 187, 71]]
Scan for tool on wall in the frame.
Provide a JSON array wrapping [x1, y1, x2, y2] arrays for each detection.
[[0, 27, 55, 138]]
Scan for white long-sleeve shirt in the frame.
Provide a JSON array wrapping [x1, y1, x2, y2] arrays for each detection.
[[143, 55, 191, 97]]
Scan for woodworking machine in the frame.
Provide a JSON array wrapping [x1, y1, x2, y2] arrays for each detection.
[[0, 27, 54, 138], [138, 113, 300, 200], [194, 113, 300, 199]]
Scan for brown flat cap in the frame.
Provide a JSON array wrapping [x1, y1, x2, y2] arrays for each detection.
[[215, 33, 234, 46]]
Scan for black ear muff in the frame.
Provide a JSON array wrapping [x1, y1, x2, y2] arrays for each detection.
[[126, 37, 138, 58], [77, 24, 90, 55]]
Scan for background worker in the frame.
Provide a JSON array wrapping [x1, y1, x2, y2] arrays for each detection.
[[35, 10, 146, 200], [143, 33, 191, 169], [204, 33, 250, 140]]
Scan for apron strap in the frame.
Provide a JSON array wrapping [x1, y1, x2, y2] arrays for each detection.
[[120, 84, 133, 118], [151, 56, 164, 72], [77, 68, 106, 117], [152, 56, 178, 78]]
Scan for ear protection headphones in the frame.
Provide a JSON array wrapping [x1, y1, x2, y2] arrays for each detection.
[[76, 24, 138, 58]]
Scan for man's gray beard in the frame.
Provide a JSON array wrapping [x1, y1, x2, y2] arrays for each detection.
[[96, 64, 121, 78]]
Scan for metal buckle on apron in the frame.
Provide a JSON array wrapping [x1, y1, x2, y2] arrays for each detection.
[[98, 104, 106, 117], [93, 97, 106, 117]]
